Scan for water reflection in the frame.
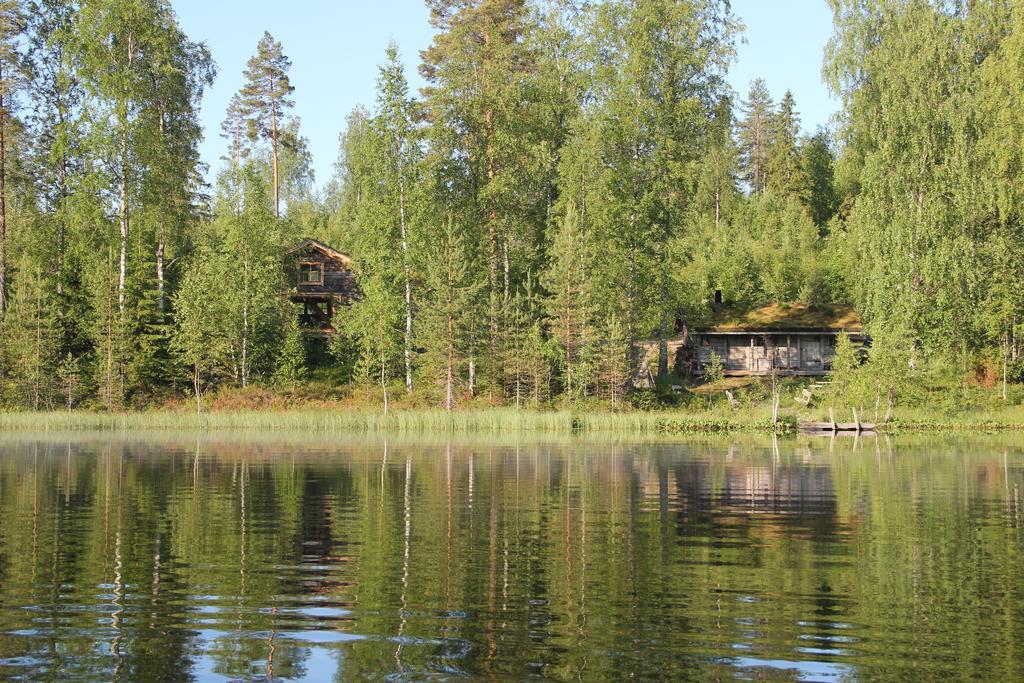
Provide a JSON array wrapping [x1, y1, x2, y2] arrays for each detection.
[[0, 433, 1021, 681]]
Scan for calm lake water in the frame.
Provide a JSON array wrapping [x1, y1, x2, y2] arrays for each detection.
[[0, 433, 1021, 681]]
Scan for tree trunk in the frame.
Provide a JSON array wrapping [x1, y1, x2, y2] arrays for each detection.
[[118, 122, 129, 315], [381, 351, 389, 415], [399, 169, 413, 394], [482, 17, 502, 400], [194, 364, 202, 414], [657, 229, 671, 378], [241, 256, 250, 388], [270, 87, 280, 218], [446, 312, 454, 412], [156, 241, 165, 312], [116, 34, 133, 316], [34, 281, 42, 410], [446, 256, 455, 412], [0, 61, 6, 319], [1003, 327, 1009, 402]]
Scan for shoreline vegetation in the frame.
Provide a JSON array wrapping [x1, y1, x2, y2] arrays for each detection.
[[4, 402, 1024, 435]]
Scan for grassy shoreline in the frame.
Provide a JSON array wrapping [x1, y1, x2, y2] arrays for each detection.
[[2, 405, 1024, 434], [0, 408, 763, 434]]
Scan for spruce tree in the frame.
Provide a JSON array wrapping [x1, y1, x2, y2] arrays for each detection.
[[798, 129, 839, 227], [764, 90, 807, 201], [418, 213, 484, 410], [1, 259, 61, 409], [543, 202, 592, 399]]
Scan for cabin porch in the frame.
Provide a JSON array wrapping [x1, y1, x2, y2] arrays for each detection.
[[696, 332, 838, 376]]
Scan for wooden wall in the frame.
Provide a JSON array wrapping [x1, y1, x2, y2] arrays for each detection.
[[696, 333, 838, 376]]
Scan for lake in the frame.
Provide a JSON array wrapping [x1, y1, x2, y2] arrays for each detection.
[[0, 432, 1021, 681]]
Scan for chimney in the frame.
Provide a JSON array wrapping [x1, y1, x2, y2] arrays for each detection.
[[714, 289, 722, 304]]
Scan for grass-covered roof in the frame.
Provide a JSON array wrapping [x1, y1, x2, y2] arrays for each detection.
[[697, 302, 863, 333]]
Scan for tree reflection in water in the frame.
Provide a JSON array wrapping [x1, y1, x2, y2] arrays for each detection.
[[0, 433, 1020, 680]]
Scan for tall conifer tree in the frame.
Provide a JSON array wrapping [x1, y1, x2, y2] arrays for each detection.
[[239, 31, 294, 218]]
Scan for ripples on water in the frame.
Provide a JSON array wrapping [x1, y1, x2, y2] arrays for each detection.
[[0, 433, 1021, 681]]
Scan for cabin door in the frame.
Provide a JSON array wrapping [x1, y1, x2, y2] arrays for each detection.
[[800, 337, 822, 371], [727, 339, 749, 372]]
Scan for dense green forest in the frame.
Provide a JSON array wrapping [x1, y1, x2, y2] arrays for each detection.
[[0, 0, 1022, 412]]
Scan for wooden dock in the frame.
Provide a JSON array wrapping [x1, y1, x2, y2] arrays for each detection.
[[799, 407, 876, 434]]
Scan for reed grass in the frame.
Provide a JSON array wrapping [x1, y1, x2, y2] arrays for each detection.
[[4, 402, 1023, 435], [0, 407, 785, 434]]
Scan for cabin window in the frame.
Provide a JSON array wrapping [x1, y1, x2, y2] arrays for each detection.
[[299, 262, 323, 285], [304, 300, 327, 316]]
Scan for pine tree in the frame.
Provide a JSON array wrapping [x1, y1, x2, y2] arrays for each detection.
[[239, 31, 294, 218], [736, 79, 775, 194]]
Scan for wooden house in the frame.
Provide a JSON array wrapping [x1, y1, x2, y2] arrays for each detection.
[[692, 302, 865, 377], [288, 238, 360, 335]]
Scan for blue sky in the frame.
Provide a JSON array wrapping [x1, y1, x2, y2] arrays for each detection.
[[173, 0, 839, 191]]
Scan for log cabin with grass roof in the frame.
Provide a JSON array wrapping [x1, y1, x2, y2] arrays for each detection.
[[690, 298, 866, 377], [288, 238, 360, 335]]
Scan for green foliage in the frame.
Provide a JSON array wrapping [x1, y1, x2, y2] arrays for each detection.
[[4, 0, 1024, 416], [173, 165, 287, 395], [416, 213, 485, 409], [273, 319, 307, 386], [703, 350, 725, 385], [1, 259, 62, 409]]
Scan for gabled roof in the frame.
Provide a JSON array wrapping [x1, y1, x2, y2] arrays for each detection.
[[697, 302, 864, 333], [291, 238, 352, 266]]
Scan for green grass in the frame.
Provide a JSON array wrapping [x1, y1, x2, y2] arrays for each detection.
[[0, 406, 794, 435], [4, 388, 1024, 435]]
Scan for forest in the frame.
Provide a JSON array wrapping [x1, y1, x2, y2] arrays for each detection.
[[0, 0, 1022, 415]]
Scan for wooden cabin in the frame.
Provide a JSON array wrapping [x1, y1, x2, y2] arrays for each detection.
[[692, 302, 865, 377], [288, 238, 360, 335]]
